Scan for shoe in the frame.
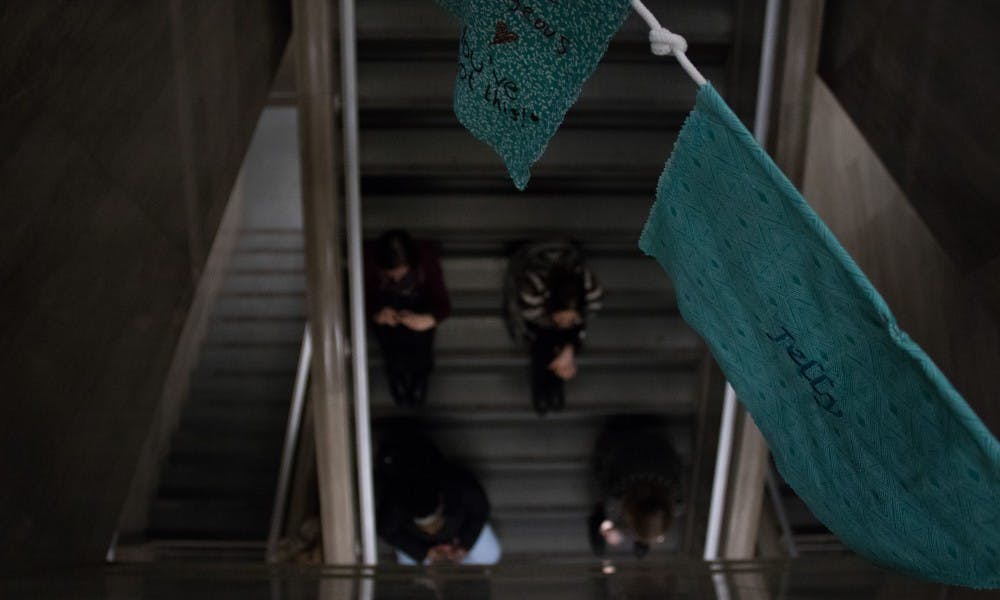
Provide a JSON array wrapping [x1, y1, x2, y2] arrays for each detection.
[[552, 384, 566, 412], [409, 371, 430, 407]]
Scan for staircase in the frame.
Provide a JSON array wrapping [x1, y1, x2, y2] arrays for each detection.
[[357, 0, 761, 561], [141, 107, 306, 559], [137, 0, 842, 565]]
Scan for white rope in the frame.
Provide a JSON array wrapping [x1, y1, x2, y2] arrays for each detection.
[[630, 0, 708, 87], [649, 27, 688, 56]]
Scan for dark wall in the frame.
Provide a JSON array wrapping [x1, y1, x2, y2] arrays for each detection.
[[0, 0, 289, 565], [818, 1, 1000, 274]]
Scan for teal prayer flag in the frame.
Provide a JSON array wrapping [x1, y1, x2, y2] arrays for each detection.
[[436, 0, 632, 189], [640, 83, 1000, 588]]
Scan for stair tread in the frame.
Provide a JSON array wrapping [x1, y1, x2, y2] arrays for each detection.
[[357, 61, 724, 114], [355, 0, 735, 43], [372, 405, 696, 422], [371, 346, 703, 366]]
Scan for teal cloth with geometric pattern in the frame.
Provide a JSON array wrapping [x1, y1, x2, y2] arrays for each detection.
[[639, 83, 1000, 588], [435, 0, 631, 190]]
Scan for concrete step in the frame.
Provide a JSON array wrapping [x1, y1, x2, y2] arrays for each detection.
[[188, 372, 297, 398], [165, 444, 282, 477], [369, 365, 700, 415], [235, 229, 303, 252], [359, 128, 675, 178], [156, 473, 276, 502], [198, 344, 302, 373], [481, 464, 591, 511], [205, 317, 305, 345], [371, 347, 703, 370], [355, 0, 735, 45], [448, 290, 676, 317], [361, 193, 655, 238], [220, 272, 306, 295], [169, 426, 285, 459], [179, 401, 290, 436], [440, 254, 674, 295], [164, 438, 282, 472], [227, 249, 304, 273], [358, 60, 723, 114], [178, 400, 290, 434], [413, 415, 693, 466], [124, 540, 268, 562], [159, 462, 280, 499], [490, 507, 682, 556], [234, 229, 651, 257], [213, 294, 306, 319], [432, 313, 702, 353], [148, 499, 272, 540]]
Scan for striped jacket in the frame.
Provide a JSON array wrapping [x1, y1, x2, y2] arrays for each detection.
[[505, 241, 604, 344]]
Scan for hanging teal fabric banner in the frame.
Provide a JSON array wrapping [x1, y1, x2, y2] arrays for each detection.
[[640, 84, 1000, 589], [436, 0, 632, 189]]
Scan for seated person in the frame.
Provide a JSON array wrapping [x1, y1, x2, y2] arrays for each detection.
[[504, 240, 603, 415], [588, 416, 685, 558], [375, 428, 501, 566], [365, 229, 450, 407]]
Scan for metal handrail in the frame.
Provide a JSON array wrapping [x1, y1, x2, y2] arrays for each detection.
[[704, 383, 739, 560], [703, 0, 783, 561], [266, 324, 313, 560], [339, 0, 378, 565], [766, 464, 799, 557]]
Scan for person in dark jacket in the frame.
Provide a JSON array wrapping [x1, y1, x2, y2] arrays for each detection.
[[365, 230, 451, 406], [504, 240, 603, 415], [588, 416, 685, 558], [375, 429, 501, 565]]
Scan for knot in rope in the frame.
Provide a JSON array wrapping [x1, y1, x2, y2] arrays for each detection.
[[649, 27, 688, 56]]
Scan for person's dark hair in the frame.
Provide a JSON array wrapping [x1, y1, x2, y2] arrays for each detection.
[[374, 229, 419, 271], [400, 475, 442, 519], [621, 480, 673, 550], [546, 264, 585, 316], [375, 423, 445, 519], [392, 458, 444, 519]]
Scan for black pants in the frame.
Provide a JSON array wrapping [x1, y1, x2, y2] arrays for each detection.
[[530, 327, 579, 415], [375, 325, 434, 407]]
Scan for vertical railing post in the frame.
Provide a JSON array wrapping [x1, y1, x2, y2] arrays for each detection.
[[338, 0, 378, 565], [704, 0, 783, 563], [292, 0, 358, 564], [267, 326, 313, 560]]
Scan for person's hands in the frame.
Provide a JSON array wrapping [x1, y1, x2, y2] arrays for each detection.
[[399, 311, 436, 332], [374, 307, 400, 326], [426, 543, 466, 564], [548, 345, 577, 380], [600, 520, 624, 546], [551, 309, 582, 329], [426, 544, 453, 563]]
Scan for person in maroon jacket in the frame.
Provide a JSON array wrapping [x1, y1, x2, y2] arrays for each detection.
[[365, 230, 451, 406]]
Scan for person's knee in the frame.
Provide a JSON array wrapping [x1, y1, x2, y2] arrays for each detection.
[[464, 525, 502, 565]]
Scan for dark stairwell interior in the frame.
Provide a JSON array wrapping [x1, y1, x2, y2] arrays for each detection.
[[3, 1, 997, 593]]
